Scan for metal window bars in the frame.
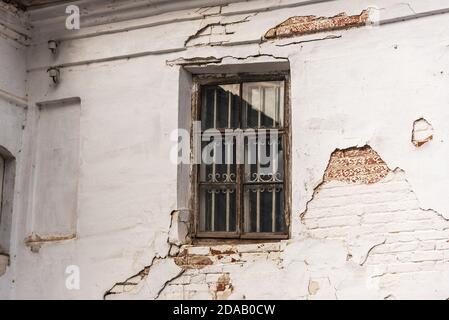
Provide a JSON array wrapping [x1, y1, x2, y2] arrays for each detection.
[[194, 75, 290, 239]]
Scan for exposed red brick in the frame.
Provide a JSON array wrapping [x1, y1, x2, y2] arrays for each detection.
[[210, 248, 237, 255], [174, 255, 213, 269], [323, 146, 390, 184], [265, 10, 369, 39], [216, 274, 231, 292], [209, 273, 233, 300], [412, 118, 434, 147]]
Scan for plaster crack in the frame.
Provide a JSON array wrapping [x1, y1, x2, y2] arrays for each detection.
[[276, 34, 341, 47], [184, 14, 257, 47], [103, 256, 158, 299], [166, 53, 288, 67], [220, 53, 288, 62], [154, 269, 186, 300], [103, 210, 190, 299], [359, 239, 386, 266], [399, 2, 417, 14]]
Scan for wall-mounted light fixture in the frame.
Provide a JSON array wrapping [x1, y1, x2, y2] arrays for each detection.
[[48, 40, 59, 54], [47, 67, 60, 84]]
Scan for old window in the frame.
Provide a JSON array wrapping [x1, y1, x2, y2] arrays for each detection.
[[193, 73, 290, 239], [0, 146, 15, 256], [0, 155, 4, 224]]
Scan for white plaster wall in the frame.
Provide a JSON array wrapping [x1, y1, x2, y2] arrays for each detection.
[[10, 55, 180, 299], [0, 23, 27, 298], [2, 0, 449, 299]]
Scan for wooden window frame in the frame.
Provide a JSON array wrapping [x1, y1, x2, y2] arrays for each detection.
[[0, 146, 15, 255], [0, 155, 4, 223], [190, 72, 291, 240]]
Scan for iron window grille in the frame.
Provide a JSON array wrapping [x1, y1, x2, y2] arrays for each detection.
[[192, 73, 291, 240]]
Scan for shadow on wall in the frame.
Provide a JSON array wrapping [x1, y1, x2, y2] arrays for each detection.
[[0, 145, 15, 277]]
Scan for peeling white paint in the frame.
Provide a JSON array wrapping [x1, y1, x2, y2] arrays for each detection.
[[1, 0, 449, 300]]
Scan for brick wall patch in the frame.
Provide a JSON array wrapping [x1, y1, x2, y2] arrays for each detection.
[[265, 10, 369, 39], [323, 146, 390, 184]]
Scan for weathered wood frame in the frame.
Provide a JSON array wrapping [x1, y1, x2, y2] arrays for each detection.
[[0, 146, 15, 255]]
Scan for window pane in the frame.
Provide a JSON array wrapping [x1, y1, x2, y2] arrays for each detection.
[[243, 81, 284, 128], [243, 184, 285, 233], [200, 185, 237, 232], [244, 134, 284, 183], [200, 136, 237, 183], [201, 84, 239, 130]]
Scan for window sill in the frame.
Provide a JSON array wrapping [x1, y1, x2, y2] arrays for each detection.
[[192, 233, 289, 245]]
